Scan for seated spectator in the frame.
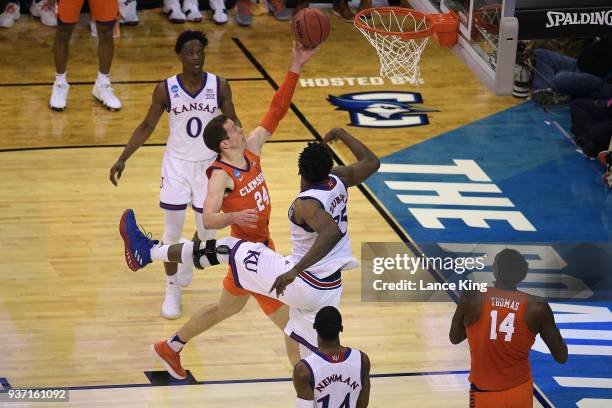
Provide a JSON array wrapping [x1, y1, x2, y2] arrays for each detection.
[[532, 37, 612, 102], [0, 1, 19, 28], [163, 0, 201, 23], [236, 0, 290, 26], [570, 98, 612, 157], [31, 0, 57, 26]]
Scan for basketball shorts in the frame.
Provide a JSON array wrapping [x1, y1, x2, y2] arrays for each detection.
[[223, 239, 284, 316], [58, 0, 118, 25], [469, 379, 533, 408], [160, 152, 214, 214], [224, 239, 344, 350]]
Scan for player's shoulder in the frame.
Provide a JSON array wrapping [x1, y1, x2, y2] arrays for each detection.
[[293, 359, 313, 379]]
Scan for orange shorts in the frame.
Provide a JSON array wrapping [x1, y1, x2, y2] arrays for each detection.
[[470, 379, 533, 408], [223, 238, 284, 316], [58, 0, 118, 25]]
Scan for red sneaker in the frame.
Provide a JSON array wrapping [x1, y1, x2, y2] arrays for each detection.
[[151, 341, 187, 380]]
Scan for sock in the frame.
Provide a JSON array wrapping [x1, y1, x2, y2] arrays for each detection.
[[151, 243, 170, 262], [167, 273, 178, 286], [97, 71, 111, 85], [55, 72, 67, 85], [180, 241, 195, 267], [167, 334, 186, 352]]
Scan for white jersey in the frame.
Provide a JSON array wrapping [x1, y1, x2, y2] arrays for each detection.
[[164, 73, 220, 162], [288, 174, 357, 278], [303, 348, 364, 408]]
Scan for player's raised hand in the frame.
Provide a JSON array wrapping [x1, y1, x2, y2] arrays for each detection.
[[290, 41, 319, 73], [323, 128, 347, 145], [270, 268, 299, 297], [109, 160, 125, 186], [232, 208, 258, 228]]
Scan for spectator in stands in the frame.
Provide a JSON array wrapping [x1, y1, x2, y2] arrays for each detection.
[[118, 0, 139, 26], [0, 0, 19, 28], [31, 0, 57, 26], [49, 0, 121, 111], [532, 37, 612, 104], [163, 0, 202, 23], [236, 0, 290, 26], [570, 98, 612, 158]]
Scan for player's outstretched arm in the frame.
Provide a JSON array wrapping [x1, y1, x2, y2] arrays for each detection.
[[325, 128, 380, 188], [357, 352, 371, 408], [537, 302, 568, 363], [203, 169, 258, 230], [247, 43, 319, 155], [218, 77, 241, 128], [270, 199, 342, 297], [109, 83, 166, 186], [293, 361, 315, 408]]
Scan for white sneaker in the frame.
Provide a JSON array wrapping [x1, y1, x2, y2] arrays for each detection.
[[92, 80, 122, 111], [0, 2, 20, 28], [162, 284, 182, 320], [119, 0, 139, 26], [182, 0, 202, 22], [30, 0, 57, 27], [209, 0, 227, 24], [163, 0, 186, 24], [49, 80, 69, 111]]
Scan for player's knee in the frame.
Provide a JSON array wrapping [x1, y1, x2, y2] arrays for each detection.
[[218, 301, 243, 318], [96, 24, 115, 41], [56, 24, 74, 40]]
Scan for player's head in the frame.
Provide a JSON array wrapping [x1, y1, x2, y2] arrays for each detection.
[[204, 115, 244, 154], [493, 249, 528, 288], [298, 141, 334, 184], [313, 306, 343, 343], [175, 30, 208, 72]]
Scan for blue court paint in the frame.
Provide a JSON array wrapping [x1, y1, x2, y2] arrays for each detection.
[[365, 102, 612, 407]]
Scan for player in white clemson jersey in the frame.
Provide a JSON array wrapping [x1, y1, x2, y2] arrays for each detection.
[[110, 30, 240, 320], [294, 306, 371, 408]]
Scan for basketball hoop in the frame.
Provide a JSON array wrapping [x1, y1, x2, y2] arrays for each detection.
[[354, 8, 459, 84]]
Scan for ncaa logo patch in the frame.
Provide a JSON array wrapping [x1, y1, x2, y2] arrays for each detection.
[[233, 169, 243, 181], [171, 84, 180, 98], [327, 91, 438, 128]]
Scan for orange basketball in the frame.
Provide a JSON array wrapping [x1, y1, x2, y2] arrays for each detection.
[[292, 8, 330, 48]]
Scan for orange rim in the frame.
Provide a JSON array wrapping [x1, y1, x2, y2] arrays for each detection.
[[354, 7, 433, 40]]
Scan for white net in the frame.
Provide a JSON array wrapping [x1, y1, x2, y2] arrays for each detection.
[[355, 9, 430, 85]]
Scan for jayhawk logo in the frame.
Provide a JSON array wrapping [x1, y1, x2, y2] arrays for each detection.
[[327, 91, 438, 128]]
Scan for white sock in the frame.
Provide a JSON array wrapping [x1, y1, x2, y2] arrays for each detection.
[[180, 241, 195, 267], [150, 243, 170, 262], [97, 71, 111, 85], [55, 72, 67, 84], [167, 334, 186, 352], [167, 273, 178, 286]]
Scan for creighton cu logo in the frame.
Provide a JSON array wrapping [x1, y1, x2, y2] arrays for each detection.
[[327, 91, 438, 128]]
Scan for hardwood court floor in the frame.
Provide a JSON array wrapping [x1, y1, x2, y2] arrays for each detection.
[[0, 7, 541, 408]]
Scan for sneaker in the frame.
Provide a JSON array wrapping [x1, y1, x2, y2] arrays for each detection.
[[332, 0, 354, 22], [119, 0, 139, 26], [209, 0, 228, 24], [251, 0, 267, 16], [163, 0, 186, 24], [151, 341, 187, 380], [162, 284, 182, 319], [267, 0, 291, 21], [177, 262, 193, 287], [93, 80, 122, 111], [49, 80, 69, 111], [30, 0, 57, 27], [531, 88, 571, 106], [119, 209, 159, 271], [182, 0, 202, 22], [0, 2, 20, 29], [235, 0, 253, 27]]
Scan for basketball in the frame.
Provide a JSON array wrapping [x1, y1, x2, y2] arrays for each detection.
[[292, 8, 330, 48]]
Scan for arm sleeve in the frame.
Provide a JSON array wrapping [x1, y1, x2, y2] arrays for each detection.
[[260, 71, 299, 135]]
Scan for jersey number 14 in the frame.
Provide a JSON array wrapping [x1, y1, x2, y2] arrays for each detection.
[[489, 310, 515, 342], [317, 392, 350, 408]]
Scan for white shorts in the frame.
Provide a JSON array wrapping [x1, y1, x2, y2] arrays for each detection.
[[227, 240, 343, 351], [160, 152, 215, 213]]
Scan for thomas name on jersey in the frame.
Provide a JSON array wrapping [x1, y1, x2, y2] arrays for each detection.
[[490, 296, 521, 311], [238, 172, 265, 197], [315, 374, 361, 393], [170, 103, 217, 116]]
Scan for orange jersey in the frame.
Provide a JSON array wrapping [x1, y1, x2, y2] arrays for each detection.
[[206, 149, 271, 243], [466, 287, 536, 391]]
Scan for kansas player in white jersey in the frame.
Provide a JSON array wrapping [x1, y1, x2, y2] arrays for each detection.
[[110, 30, 240, 320], [294, 306, 371, 408], [119, 127, 380, 378]]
